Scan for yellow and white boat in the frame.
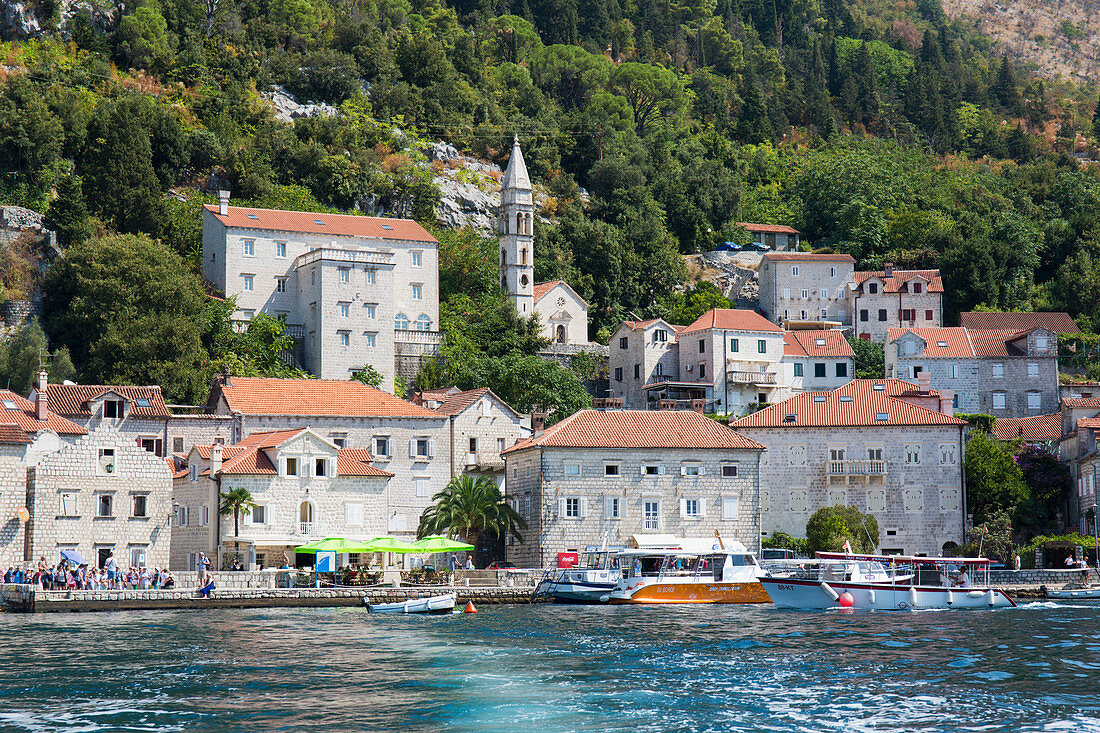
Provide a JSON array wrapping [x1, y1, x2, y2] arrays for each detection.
[[600, 536, 770, 605]]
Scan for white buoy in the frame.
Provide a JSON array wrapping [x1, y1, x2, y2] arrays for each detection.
[[868, 589, 876, 606], [947, 590, 954, 606], [909, 586, 919, 608], [819, 582, 840, 601], [987, 589, 996, 606]]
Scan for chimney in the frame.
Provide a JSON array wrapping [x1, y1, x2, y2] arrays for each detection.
[[939, 388, 954, 415], [918, 371, 931, 394], [884, 262, 894, 278], [35, 370, 47, 421], [531, 411, 547, 435], [210, 444, 223, 476], [218, 190, 230, 217]]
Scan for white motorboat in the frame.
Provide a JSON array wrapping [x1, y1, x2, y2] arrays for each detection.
[[366, 593, 457, 614], [1043, 585, 1100, 600], [761, 553, 1015, 610], [535, 545, 624, 603]]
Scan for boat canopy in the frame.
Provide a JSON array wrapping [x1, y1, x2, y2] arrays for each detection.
[[816, 552, 994, 566], [628, 535, 748, 554]]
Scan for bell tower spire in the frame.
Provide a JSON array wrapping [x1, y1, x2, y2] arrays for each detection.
[[499, 136, 534, 315]]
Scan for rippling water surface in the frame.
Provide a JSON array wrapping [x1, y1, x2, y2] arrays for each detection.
[[2, 602, 1099, 732]]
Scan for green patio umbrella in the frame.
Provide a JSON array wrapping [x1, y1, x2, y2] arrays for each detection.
[[360, 536, 420, 553], [295, 537, 378, 554], [411, 535, 475, 553]]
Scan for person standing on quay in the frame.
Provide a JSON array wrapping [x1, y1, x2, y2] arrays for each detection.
[[104, 551, 117, 590]]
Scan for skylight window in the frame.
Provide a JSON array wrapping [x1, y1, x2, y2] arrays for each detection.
[[783, 414, 798, 423], [876, 412, 889, 421], [247, 214, 259, 220], [1, 399, 16, 410], [872, 384, 885, 391], [134, 398, 152, 408], [813, 395, 827, 403], [313, 219, 325, 226], [815, 339, 826, 346], [937, 341, 947, 347], [380, 224, 393, 230], [840, 395, 853, 402]]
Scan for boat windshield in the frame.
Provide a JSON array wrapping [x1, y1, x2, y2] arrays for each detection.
[[579, 551, 619, 570]]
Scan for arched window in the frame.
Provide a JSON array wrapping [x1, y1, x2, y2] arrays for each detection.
[[299, 501, 314, 534], [520, 248, 528, 265], [501, 248, 507, 267], [501, 275, 508, 291], [394, 313, 409, 330], [525, 213, 533, 235], [415, 314, 431, 331], [516, 212, 523, 233], [556, 325, 566, 344], [520, 274, 529, 287]]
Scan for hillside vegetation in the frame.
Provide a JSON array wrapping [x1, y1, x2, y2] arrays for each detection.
[[2, 0, 1100, 401]]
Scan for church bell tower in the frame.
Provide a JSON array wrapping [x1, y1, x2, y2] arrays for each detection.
[[499, 136, 534, 315]]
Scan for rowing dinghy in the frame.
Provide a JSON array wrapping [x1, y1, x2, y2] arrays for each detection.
[[366, 593, 457, 614], [1042, 585, 1100, 600]]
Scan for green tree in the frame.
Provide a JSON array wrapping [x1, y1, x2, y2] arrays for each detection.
[[42, 234, 215, 403], [963, 429, 1029, 522], [116, 6, 176, 73], [0, 76, 63, 179], [660, 281, 730, 325], [846, 335, 885, 379], [43, 175, 93, 247], [1014, 445, 1070, 539], [351, 364, 384, 388], [211, 314, 309, 379], [418, 475, 527, 555], [0, 321, 76, 395], [806, 505, 880, 554], [219, 486, 258, 557], [609, 62, 685, 135]]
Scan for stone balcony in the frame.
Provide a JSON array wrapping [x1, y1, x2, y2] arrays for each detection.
[[825, 459, 887, 484], [728, 370, 778, 385], [394, 329, 442, 356]]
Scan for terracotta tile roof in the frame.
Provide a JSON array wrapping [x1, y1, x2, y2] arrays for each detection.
[[737, 222, 800, 234], [763, 252, 855, 262], [855, 269, 944, 293], [993, 413, 1062, 441], [0, 423, 31, 444], [679, 309, 783, 335], [214, 377, 441, 418], [203, 205, 437, 243], [532, 280, 589, 307], [733, 379, 967, 429], [961, 312, 1079, 333], [433, 388, 489, 416], [219, 449, 277, 475], [888, 327, 975, 357], [967, 329, 1046, 358], [783, 330, 854, 358], [44, 384, 170, 418], [194, 445, 247, 460], [235, 429, 311, 449], [503, 410, 765, 453], [337, 448, 393, 477], [619, 318, 685, 332], [1063, 397, 1100, 408], [0, 390, 86, 437], [1076, 417, 1100, 429]]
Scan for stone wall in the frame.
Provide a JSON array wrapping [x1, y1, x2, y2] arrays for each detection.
[[758, 257, 854, 327], [447, 394, 529, 482], [505, 445, 763, 568], [851, 288, 942, 342]]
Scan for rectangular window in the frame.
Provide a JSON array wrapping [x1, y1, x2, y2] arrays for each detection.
[[913, 282, 923, 294], [867, 489, 885, 512], [860, 309, 868, 322], [1027, 362, 1039, 378], [614, 367, 623, 382], [699, 339, 706, 353], [789, 490, 807, 513], [285, 457, 298, 476], [366, 270, 376, 285], [415, 438, 431, 458], [643, 464, 661, 476], [925, 309, 934, 321], [905, 445, 921, 464], [949, 364, 959, 379], [644, 501, 660, 530], [59, 493, 76, 517], [789, 445, 806, 465], [722, 497, 738, 520], [365, 333, 376, 348], [699, 363, 706, 379], [791, 266, 800, 276], [794, 363, 803, 377], [188, 464, 198, 482], [722, 464, 738, 477], [878, 309, 887, 321], [339, 268, 350, 283], [412, 285, 422, 300], [276, 278, 287, 293], [340, 303, 350, 317], [619, 337, 628, 349], [830, 267, 837, 277], [202, 505, 210, 526], [992, 363, 1005, 378], [940, 488, 960, 512], [412, 251, 422, 267], [497, 437, 506, 452], [605, 497, 620, 519], [801, 289, 809, 299], [339, 332, 350, 347], [172, 437, 184, 454], [276, 242, 287, 258], [783, 288, 791, 299], [867, 448, 883, 461], [345, 502, 363, 526], [682, 499, 700, 518], [836, 362, 848, 378], [365, 304, 376, 318], [1027, 392, 1042, 410], [731, 338, 739, 353], [992, 392, 1007, 410], [373, 437, 389, 458], [604, 463, 621, 476], [814, 363, 826, 378], [820, 288, 828, 298], [177, 506, 189, 527], [562, 497, 580, 518], [330, 434, 347, 448], [243, 239, 254, 256], [98, 494, 113, 518], [903, 489, 924, 512], [564, 462, 581, 476], [682, 464, 702, 476], [868, 283, 878, 294], [315, 458, 328, 477], [243, 275, 254, 291], [940, 443, 957, 465], [415, 478, 431, 498], [131, 495, 147, 518], [634, 364, 640, 379], [130, 547, 146, 568], [758, 339, 766, 354]]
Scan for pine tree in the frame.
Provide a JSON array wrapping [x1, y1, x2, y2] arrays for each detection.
[[854, 41, 879, 125], [992, 56, 1023, 117], [81, 105, 166, 236], [734, 70, 771, 143], [826, 36, 841, 95], [806, 37, 834, 135], [43, 174, 93, 247]]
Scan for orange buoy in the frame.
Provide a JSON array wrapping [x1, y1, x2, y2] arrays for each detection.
[[463, 601, 477, 614], [838, 591, 855, 608]]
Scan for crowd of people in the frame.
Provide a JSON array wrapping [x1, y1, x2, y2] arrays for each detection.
[[3, 552, 176, 590]]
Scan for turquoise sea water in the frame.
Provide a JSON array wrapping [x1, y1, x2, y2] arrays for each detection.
[[2, 602, 1099, 732]]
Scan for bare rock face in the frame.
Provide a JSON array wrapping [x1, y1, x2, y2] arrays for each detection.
[[0, 1, 41, 39], [428, 141, 503, 232], [1, 0, 115, 41], [261, 86, 339, 123]]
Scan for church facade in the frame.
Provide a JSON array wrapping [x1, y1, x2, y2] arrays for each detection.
[[498, 138, 590, 347]]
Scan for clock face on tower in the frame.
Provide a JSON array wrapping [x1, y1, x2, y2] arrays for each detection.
[[557, 296, 566, 307]]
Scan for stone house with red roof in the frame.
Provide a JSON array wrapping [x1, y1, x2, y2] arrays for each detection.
[[426, 388, 530, 483], [738, 222, 801, 251], [171, 428, 393, 570], [783, 330, 855, 392], [501, 410, 765, 568], [202, 192, 440, 387], [733, 379, 968, 556], [849, 264, 944, 342], [607, 318, 684, 409], [886, 326, 1059, 416], [758, 252, 856, 329]]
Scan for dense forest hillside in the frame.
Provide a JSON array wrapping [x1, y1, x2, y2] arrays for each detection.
[[2, 0, 1100, 401]]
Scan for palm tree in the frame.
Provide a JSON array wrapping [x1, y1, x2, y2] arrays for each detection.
[[417, 475, 527, 549], [219, 486, 258, 559]]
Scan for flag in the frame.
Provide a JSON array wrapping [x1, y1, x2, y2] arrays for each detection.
[[843, 539, 853, 553]]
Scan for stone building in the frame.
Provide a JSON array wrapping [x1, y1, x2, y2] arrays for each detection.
[[1056, 397, 1100, 533], [886, 326, 1059, 416], [733, 379, 968, 556], [502, 410, 765, 568], [204, 376, 450, 538], [426, 388, 531, 483], [993, 413, 1061, 446], [607, 318, 685, 409], [25, 430, 174, 571], [738, 222, 801, 251], [850, 265, 944, 342], [757, 253, 856, 328], [171, 428, 393, 570], [201, 195, 440, 386], [960, 311, 1078, 333], [783, 330, 855, 392]]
